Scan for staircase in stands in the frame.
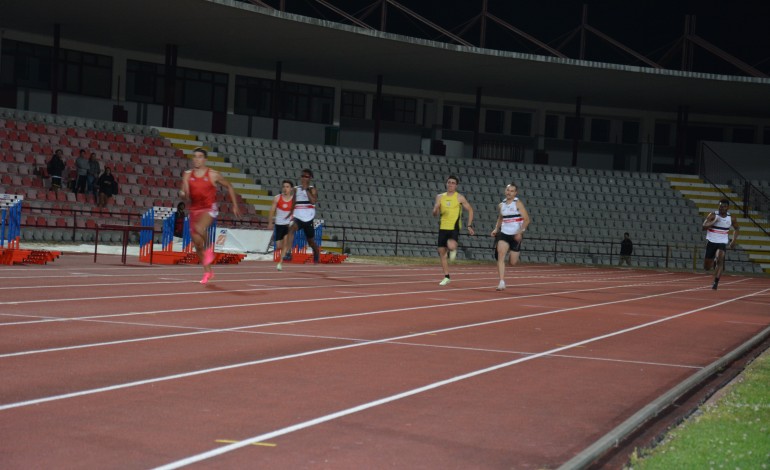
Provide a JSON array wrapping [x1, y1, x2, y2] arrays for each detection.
[[666, 174, 770, 273], [153, 127, 273, 216]]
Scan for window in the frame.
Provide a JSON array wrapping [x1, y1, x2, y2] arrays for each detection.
[[458, 107, 476, 131], [379, 96, 416, 124], [732, 127, 755, 144], [485, 109, 504, 134], [127, 61, 227, 111], [281, 82, 333, 124], [58, 49, 112, 98], [442, 105, 453, 130], [590, 118, 610, 142], [1, 39, 111, 98], [234, 75, 273, 117], [126, 60, 164, 104], [341, 91, 366, 119], [622, 121, 640, 144], [564, 116, 584, 139], [654, 122, 672, 146], [175, 67, 227, 112], [544, 114, 559, 138], [510, 112, 532, 136]]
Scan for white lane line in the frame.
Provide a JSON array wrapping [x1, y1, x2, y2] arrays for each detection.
[[0, 273, 676, 326], [0, 278, 687, 358], [0, 280, 756, 412], [153, 286, 770, 470], [0, 267, 659, 291]]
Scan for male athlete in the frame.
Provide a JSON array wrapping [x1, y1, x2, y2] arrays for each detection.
[[180, 148, 241, 284], [702, 199, 739, 290], [268, 179, 294, 271], [490, 183, 530, 291], [432, 175, 475, 286]]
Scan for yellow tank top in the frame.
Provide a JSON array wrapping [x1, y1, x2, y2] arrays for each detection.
[[439, 192, 462, 230]]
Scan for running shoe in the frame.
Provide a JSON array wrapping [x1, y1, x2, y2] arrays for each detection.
[[496, 280, 506, 291], [283, 253, 293, 261], [203, 248, 215, 266], [712, 279, 719, 290], [200, 272, 214, 284], [439, 277, 451, 286], [313, 251, 320, 264], [449, 249, 457, 262], [276, 261, 282, 271]]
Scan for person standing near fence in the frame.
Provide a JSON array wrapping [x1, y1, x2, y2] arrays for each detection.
[[268, 179, 295, 271], [179, 148, 241, 284], [284, 169, 320, 264], [490, 183, 530, 291], [618, 232, 633, 266], [702, 199, 739, 290], [432, 175, 475, 286]]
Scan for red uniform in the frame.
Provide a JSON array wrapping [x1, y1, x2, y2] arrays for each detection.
[[188, 168, 218, 230]]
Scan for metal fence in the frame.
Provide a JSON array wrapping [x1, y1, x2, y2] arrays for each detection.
[[327, 224, 758, 273], [699, 142, 770, 237]]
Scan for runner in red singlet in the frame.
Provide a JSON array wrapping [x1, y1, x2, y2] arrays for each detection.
[[267, 179, 295, 271], [179, 148, 241, 284]]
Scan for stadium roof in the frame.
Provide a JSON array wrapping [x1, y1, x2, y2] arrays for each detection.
[[2, 0, 769, 118]]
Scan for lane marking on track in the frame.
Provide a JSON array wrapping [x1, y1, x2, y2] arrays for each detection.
[[215, 439, 275, 447], [1, 277, 692, 357], [0, 273, 678, 327], [0, 271, 675, 307], [725, 320, 768, 326], [153, 286, 770, 470], [0, 266, 656, 290], [0, 279, 757, 412], [382, 340, 703, 370]]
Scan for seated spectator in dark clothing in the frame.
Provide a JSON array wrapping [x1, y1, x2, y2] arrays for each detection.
[[97, 167, 118, 208], [174, 202, 186, 238], [47, 149, 66, 191]]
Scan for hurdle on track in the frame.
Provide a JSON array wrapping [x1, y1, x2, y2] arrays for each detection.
[[273, 219, 347, 264], [0, 194, 60, 265], [140, 206, 244, 265]]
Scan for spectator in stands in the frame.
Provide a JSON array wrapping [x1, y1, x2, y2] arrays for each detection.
[[87, 152, 101, 202], [490, 183, 530, 291], [47, 149, 65, 192], [179, 147, 241, 284], [97, 167, 118, 208], [702, 199, 740, 290], [268, 179, 295, 271], [174, 202, 186, 238], [432, 175, 475, 286], [283, 169, 320, 264], [75, 149, 89, 194], [619, 232, 633, 266]]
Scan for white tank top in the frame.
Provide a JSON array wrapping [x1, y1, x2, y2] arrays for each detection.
[[706, 212, 732, 244], [293, 186, 315, 222], [500, 198, 524, 235]]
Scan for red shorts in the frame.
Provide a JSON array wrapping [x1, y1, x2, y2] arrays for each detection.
[[188, 204, 219, 234]]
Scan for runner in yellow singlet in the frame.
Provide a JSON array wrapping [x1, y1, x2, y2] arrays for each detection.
[[432, 175, 475, 286]]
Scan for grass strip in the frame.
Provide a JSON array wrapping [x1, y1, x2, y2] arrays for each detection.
[[627, 348, 770, 469]]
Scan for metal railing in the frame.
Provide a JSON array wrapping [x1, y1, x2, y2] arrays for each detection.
[[699, 142, 770, 237], [326, 224, 758, 273]]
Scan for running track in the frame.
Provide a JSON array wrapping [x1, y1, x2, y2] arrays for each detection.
[[1, 254, 769, 469]]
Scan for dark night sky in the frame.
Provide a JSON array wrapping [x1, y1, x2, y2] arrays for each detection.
[[264, 0, 770, 76]]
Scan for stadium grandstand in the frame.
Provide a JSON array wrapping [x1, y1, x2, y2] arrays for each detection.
[[0, 0, 768, 271]]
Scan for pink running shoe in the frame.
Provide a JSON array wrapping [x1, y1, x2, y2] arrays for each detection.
[[200, 272, 214, 284], [203, 248, 215, 266]]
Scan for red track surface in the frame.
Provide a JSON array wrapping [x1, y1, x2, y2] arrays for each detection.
[[1, 254, 769, 469]]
